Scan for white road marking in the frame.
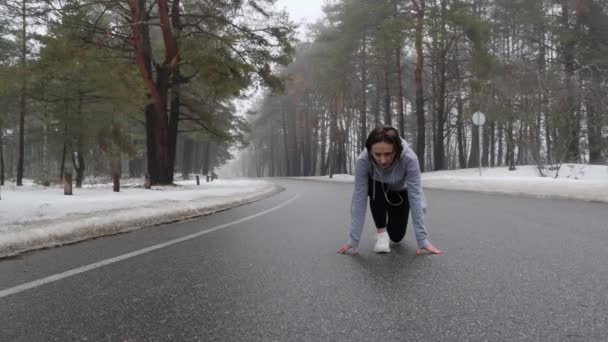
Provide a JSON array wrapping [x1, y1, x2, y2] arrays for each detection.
[[0, 195, 299, 299]]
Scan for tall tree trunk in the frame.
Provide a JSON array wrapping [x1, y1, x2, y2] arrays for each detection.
[[384, 48, 391, 126], [456, 94, 466, 169], [290, 97, 299, 176], [169, 0, 181, 177], [414, 0, 426, 170], [360, 36, 368, 150], [17, 0, 27, 186], [537, 3, 551, 165], [482, 122, 490, 167], [60, 121, 68, 181], [395, 46, 405, 136], [328, 94, 339, 177], [516, 122, 526, 165], [560, 0, 579, 163], [319, 109, 327, 175], [269, 120, 275, 177], [72, 150, 85, 188], [311, 107, 319, 174], [281, 99, 290, 176], [587, 69, 604, 163], [468, 123, 480, 168], [74, 91, 85, 188], [497, 121, 504, 167], [168, 69, 179, 181], [490, 121, 496, 167], [130, 0, 178, 185], [0, 128, 4, 185], [454, 47, 466, 169], [507, 120, 515, 170], [111, 121, 121, 192], [42, 111, 49, 184], [373, 75, 381, 126], [433, 0, 448, 171]]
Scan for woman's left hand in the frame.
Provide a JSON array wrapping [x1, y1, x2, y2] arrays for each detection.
[[416, 244, 442, 255]]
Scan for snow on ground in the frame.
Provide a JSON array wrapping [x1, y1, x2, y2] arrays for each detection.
[[1, 163, 606, 257], [295, 164, 608, 203], [0, 178, 279, 257]]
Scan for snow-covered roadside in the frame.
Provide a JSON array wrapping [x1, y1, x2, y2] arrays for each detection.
[[0, 179, 280, 258], [422, 176, 608, 202], [292, 164, 608, 203]]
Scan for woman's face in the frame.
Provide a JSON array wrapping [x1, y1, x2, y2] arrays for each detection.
[[370, 142, 395, 169]]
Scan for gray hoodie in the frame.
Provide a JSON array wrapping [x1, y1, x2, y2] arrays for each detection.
[[348, 139, 430, 249]]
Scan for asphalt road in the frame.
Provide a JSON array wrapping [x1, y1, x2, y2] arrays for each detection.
[[1, 179, 607, 341]]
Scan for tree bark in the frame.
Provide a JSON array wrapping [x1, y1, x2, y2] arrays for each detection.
[[455, 55, 466, 169], [507, 120, 516, 170], [312, 112, 318, 175], [112, 147, 121, 192], [468, 122, 480, 168], [168, 67, 180, 181], [395, 46, 405, 137], [373, 75, 381, 127], [17, 0, 27, 186], [64, 172, 73, 196], [281, 99, 290, 176], [360, 36, 368, 150], [433, 0, 448, 171], [560, 0, 580, 163], [319, 109, 327, 175], [168, 0, 182, 180], [113, 172, 120, 192], [72, 151, 85, 188], [384, 48, 391, 126], [74, 92, 85, 188], [60, 122, 68, 181], [490, 121, 496, 167], [129, 0, 179, 185], [269, 117, 275, 176], [537, 4, 551, 165], [587, 69, 604, 163], [497, 121, 504, 167], [414, 0, 426, 170], [0, 128, 4, 185], [290, 97, 299, 176], [482, 122, 490, 167]]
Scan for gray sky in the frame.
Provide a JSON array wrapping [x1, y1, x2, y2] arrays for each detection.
[[275, 0, 326, 39]]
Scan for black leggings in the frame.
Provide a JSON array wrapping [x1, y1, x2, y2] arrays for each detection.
[[368, 178, 410, 242]]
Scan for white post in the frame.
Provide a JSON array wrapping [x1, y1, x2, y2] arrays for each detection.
[[472, 111, 486, 177], [478, 123, 482, 176]]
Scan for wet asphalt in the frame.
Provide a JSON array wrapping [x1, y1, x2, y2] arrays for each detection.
[[1, 179, 607, 341]]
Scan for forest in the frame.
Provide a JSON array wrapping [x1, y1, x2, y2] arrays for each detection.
[[1, 0, 607, 186], [240, 0, 608, 178], [0, 0, 294, 187]]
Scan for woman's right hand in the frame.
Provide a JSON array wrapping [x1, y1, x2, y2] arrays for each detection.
[[337, 244, 359, 255]]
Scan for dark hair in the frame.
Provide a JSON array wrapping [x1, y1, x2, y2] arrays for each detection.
[[365, 125, 403, 158]]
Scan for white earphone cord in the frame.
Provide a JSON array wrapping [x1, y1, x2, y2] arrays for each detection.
[[373, 163, 403, 207]]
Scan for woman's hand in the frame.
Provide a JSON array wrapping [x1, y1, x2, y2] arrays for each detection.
[[416, 244, 442, 256], [337, 244, 359, 255]]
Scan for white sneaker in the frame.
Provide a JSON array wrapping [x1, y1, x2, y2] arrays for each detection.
[[373, 232, 390, 253]]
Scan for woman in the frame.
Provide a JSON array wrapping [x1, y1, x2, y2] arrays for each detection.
[[337, 126, 442, 255]]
